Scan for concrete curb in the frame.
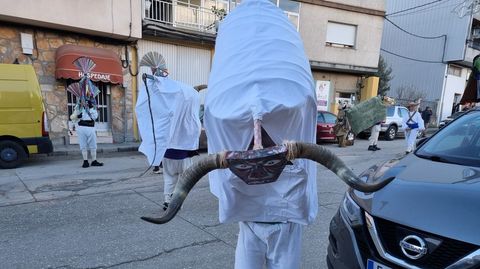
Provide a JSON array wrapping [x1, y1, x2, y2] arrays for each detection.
[[31, 143, 141, 160]]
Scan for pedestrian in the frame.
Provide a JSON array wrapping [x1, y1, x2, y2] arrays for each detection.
[[368, 122, 382, 151], [161, 149, 198, 210], [421, 106, 433, 137], [70, 96, 103, 168], [136, 51, 201, 213], [334, 102, 352, 147], [402, 101, 425, 154]]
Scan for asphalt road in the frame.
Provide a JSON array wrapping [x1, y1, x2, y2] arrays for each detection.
[[0, 138, 407, 269]]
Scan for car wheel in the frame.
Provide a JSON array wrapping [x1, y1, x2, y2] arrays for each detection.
[[385, 125, 397, 141], [0, 140, 27, 169]]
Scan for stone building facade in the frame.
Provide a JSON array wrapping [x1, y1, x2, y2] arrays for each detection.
[[0, 23, 136, 146]]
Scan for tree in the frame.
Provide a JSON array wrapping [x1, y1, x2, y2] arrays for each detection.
[[375, 55, 393, 96], [394, 85, 426, 106]]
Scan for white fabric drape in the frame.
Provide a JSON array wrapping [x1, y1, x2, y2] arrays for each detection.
[[204, 0, 318, 224], [135, 76, 201, 166]]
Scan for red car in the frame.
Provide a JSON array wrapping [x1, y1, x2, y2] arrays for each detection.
[[316, 110, 337, 143]]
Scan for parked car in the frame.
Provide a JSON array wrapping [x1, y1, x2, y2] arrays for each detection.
[[327, 108, 480, 269], [316, 110, 337, 143], [439, 111, 465, 129], [360, 105, 422, 141]]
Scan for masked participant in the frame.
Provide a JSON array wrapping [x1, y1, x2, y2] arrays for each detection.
[[135, 52, 201, 210], [68, 57, 103, 168], [139, 1, 393, 268]]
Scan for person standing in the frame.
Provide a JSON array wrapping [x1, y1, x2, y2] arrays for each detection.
[[402, 102, 425, 154], [421, 106, 433, 137], [368, 122, 382, 151], [161, 149, 198, 210], [70, 97, 103, 168]]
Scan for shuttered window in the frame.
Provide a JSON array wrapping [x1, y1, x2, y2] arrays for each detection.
[[326, 22, 357, 48]]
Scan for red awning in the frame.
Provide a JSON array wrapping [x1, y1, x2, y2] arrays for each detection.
[[55, 44, 123, 84]]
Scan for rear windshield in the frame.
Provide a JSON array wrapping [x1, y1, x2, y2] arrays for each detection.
[[416, 110, 480, 167]]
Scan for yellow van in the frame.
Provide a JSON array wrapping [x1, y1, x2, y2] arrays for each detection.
[[0, 64, 53, 168]]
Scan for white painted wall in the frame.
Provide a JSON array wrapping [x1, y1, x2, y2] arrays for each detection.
[[137, 40, 212, 103], [440, 68, 469, 121]]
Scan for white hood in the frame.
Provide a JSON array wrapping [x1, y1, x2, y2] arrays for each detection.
[[204, 0, 318, 224], [136, 76, 201, 166]]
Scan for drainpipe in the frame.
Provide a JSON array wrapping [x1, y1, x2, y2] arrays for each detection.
[[131, 45, 139, 141]]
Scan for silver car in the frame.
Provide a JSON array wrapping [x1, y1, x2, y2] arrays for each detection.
[[381, 105, 409, 140]]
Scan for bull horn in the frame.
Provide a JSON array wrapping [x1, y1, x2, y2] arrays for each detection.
[[141, 153, 227, 224], [285, 141, 394, 192]]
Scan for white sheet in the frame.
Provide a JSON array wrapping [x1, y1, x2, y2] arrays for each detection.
[[135, 76, 201, 166], [204, 0, 318, 224]]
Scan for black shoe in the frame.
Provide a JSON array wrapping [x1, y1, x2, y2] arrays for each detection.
[[405, 151, 411, 154], [162, 202, 169, 211], [368, 145, 376, 151], [374, 145, 381, 150], [91, 160, 103, 166], [153, 166, 162, 174], [82, 160, 89, 168]]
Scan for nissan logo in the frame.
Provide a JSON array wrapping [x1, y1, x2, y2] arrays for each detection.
[[399, 235, 428, 260]]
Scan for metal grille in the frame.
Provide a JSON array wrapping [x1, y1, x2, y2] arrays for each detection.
[[375, 217, 479, 269]]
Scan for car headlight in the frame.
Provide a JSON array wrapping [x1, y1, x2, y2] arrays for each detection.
[[340, 192, 363, 227]]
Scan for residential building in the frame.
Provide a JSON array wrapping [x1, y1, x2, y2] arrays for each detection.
[[0, 0, 142, 145], [141, 0, 385, 114], [381, 0, 479, 123], [298, 0, 385, 111]]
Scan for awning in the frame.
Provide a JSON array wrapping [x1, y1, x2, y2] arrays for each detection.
[[55, 44, 123, 84]]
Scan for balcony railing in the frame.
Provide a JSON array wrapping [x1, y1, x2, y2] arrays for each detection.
[[143, 0, 221, 34]]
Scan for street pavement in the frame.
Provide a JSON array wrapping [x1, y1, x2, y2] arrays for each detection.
[[0, 138, 408, 269]]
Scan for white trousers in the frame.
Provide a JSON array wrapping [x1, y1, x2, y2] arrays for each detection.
[[235, 221, 303, 269], [405, 128, 419, 152], [162, 157, 193, 203], [369, 124, 381, 146], [76, 126, 97, 150]]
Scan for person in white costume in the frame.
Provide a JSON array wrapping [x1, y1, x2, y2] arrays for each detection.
[[135, 55, 201, 210], [138, 1, 394, 268], [204, 1, 316, 268], [70, 97, 103, 168], [402, 102, 425, 154]]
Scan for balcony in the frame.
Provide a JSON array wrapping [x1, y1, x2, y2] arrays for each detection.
[[143, 0, 226, 36]]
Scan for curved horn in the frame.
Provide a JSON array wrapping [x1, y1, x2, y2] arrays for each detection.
[[285, 141, 394, 192], [141, 153, 226, 224]]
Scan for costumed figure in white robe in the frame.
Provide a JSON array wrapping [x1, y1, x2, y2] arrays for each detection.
[[138, 1, 394, 268], [402, 102, 425, 154], [68, 57, 103, 168], [135, 52, 201, 209]]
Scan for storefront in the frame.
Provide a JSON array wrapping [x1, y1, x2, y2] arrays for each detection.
[[55, 45, 124, 144], [0, 24, 136, 145]]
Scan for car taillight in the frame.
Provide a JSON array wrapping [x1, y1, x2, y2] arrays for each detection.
[[42, 111, 49, 137]]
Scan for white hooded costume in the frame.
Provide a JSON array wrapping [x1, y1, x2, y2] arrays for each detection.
[[402, 108, 425, 153], [204, 0, 317, 267], [135, 75, 201, 167]]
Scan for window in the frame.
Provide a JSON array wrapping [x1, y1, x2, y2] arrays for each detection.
[[326, 22, 357, 48], [269, 0, 300, 30], [447, 65, 462, 77], [323, 112, 337, 124]]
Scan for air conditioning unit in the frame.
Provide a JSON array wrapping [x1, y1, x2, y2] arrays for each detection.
[[472, 28, 480, 39]]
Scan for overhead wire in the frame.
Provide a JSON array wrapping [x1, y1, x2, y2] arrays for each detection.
[[380, 48, 444, 63], [386, 0, 448, 16]]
